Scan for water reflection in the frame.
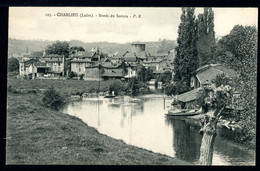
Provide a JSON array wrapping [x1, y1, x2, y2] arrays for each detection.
[[165, 117, 201, 163], [62, 95, 255, 165]]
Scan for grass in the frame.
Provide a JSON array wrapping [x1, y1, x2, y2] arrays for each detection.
[[8, 77, 116, 96], [6, 78, 189, 165]]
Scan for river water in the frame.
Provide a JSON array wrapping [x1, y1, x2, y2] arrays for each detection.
[[61, 94, 255, 165]]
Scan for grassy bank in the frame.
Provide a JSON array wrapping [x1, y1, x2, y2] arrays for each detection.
[[6, 90, 189, 165], [8, 77, 115, 96]]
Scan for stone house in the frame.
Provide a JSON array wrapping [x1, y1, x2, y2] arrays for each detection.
[[177, 64, 238, 109]]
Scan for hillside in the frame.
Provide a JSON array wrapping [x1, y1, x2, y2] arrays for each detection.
[[8, 38, 176, 57]]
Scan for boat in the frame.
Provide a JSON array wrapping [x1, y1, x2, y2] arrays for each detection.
[[166, 108, 200, 116], [104, 91, 116, 98], [104, 95, 116, 98]]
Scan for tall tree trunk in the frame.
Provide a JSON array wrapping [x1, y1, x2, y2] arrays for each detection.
[[198, 108, 223, 165]]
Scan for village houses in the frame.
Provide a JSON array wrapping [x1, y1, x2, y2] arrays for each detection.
[[17, 43, 175, 81]]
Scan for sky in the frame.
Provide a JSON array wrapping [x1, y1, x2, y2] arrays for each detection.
[[9, 7, 258, 43]]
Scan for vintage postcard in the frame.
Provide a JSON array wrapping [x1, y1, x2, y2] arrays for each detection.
[[7, 7, 257, 165]]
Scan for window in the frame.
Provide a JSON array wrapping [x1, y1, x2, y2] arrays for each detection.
[[79, 68, 81, 72]]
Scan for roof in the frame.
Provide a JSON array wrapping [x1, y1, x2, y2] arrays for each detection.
[[20, 58, 38, 63], [148, 53, 168, 57], [23, 51, 43, 58], [196, 64, 237, 85], [70, 59, 93, 63], [113, 51, 128, 58], [70, 51, 94, 58], [101, 63, 122, 69], [43, 54, 62, 58], [40, 58, 63, 62], [124, 52, 136, 58], [135, 52, 147, 59], [35, 62, 50, 68], [102, 69, 124, 77], [177, 88, 201, 103]]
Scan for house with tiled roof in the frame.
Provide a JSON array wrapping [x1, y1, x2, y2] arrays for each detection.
[[190, 64, 237, 89], [69, 51, 100, 75], [177, 64, 238, 109]]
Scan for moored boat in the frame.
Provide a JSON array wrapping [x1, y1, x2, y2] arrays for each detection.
[[166, 108, 200, 116]]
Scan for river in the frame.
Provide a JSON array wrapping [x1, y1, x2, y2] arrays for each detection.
[[61, 94, 255, 165]]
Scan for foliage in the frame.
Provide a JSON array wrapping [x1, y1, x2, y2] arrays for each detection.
[[8, 57, 19, 72], [173, 7, 198, 87], [211, 73, 230, 87], [137, 66, 154, 83], [215, 25, 257, 146], [196, 8, 216, 67], [196, 84, 232, 113], [7, 85, 19, 94], [127, 78, 148, 96], [108, 80, 125, 95], [157, 71, 172, 84], [70, 46, 85, 54], [68, 71, 77, 78], [165, 83, 177, 96], [157, 39, 176, 54], [164, 80, 190, 96], [42, 86, 65, 110], [46, 41, 70, 56], [79, 74, 84, 80]]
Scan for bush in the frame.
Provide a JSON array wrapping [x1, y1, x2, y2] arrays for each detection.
[[79, 74, 84, 80], [7, 85, 19, 94], [68, 71, 76, 79], [109, 80, 125, 95], [42, 86, 65, 110]]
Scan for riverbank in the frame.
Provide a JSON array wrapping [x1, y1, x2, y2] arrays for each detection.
[[8, 77, 115, 97], [6, 92, 189, 165]]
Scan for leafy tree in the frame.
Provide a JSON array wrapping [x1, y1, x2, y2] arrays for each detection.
[[8, 57, 19, 72], [42, 86, 65, 110], [173, 7, 198, 87], [157, 39, 176, 54], [211, 73, 230, 87], [136, 66, 154, 83], [215, 25, 257, 146], [68, 71, 77, 78], [157, 71, 172, 84], [108, 80, 125, 95], [46, 41, 70, 57], [196, 8, 216, 66], [70, 46, 85, 54]]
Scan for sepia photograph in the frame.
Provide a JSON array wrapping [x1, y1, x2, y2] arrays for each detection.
[[6, 7, 257, 165]]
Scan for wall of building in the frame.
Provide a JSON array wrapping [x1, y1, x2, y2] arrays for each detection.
[[85, 67, 102, 81], [71, 62, 92, 75], [131, 44, 145, 53]]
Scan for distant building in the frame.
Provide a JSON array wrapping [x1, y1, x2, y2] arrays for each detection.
[[130, 43, 146, 53], [69, 51, 97, 75]]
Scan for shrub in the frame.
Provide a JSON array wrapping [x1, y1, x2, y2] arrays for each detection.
[[108, 80, 125, 95], [7, 85, 19, 94], [42, 86, 65, 110], [79, 74, 84, 80], [68, 71, 76, 78]]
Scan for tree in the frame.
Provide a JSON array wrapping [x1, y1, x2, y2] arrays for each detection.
[[8, 57, 19, 72], [196, 8, 216, 67], [70, 46, 85, 54], [215, 25, 257, 146], [173, 7, 198, 87], [197, 84, 232, 165], [157, 39, 176, 54], [46, 41, 70, 57], [42, 86, 65, 110]]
